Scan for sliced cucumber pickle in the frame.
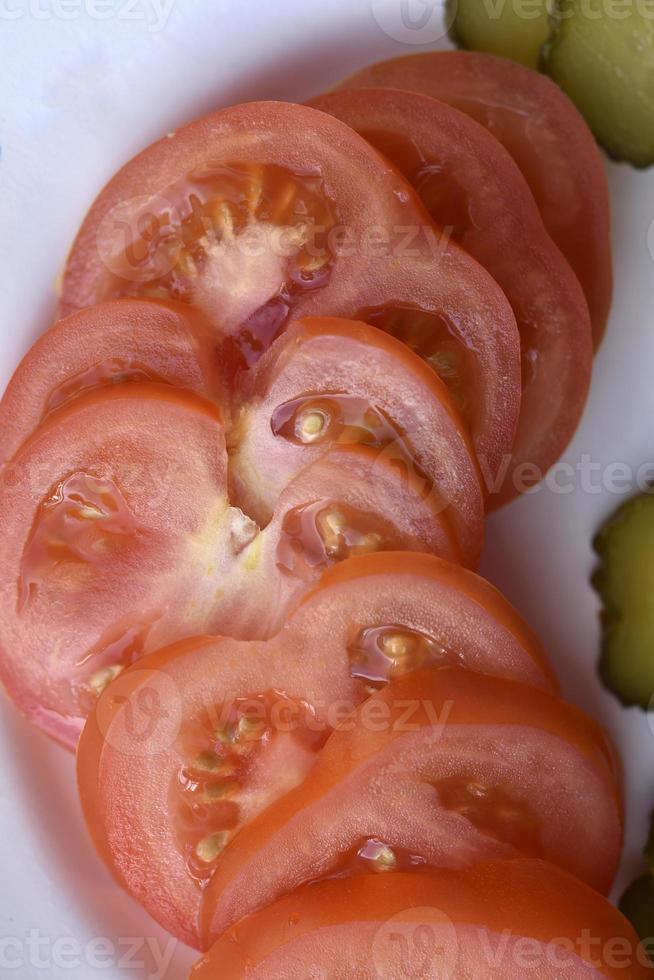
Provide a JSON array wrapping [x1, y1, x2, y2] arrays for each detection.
[[447, 0, 552, 69], [544, 0, 654, 167], [593, 493, 654, 708]]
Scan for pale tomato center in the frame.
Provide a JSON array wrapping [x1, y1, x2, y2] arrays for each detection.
[[348, 625, 451, 692], [20, 472, 137, 611], [271, 393, 401, 450], [96, 163, 338, 360], [173, 693, 324, 883], [276, 500, 408, 575]]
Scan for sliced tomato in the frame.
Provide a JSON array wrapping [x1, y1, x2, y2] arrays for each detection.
[[338, 51, 612, 346], [0, 298, 221, 465], [0, 380, 455, 746], [200, 668, 622, 943], [309, 89, 593, 506], [58, 100, 521, 488], [0, 383, 234, 748], [60, 101, 439, 350], [291, 252, 521, 494], [230, 446, 462, 639], [229, 316, 484, 568], [77, 557, 555, 949], [193, 863, 652, 979]]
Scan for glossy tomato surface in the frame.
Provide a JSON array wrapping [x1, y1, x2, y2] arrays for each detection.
[[76, 554, 555, 949], [310, 88, 593, 506], [193, 863, 652, 979], [338, 51, 612, 347], [201, 668, 622, 942], [230, 316, 484, 568], [60, 101, 437, 344], [0, 383, 234, 748], [0, 298, 221, 465], [290, 252, 521, 492]]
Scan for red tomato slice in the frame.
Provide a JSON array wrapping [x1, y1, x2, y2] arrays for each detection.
[[231, 447, 462, 639], [201, 669, 622, 943], [77, 556, 555, 949], [59, 101, 440, 345], [193, 862, 652, 980], [0, 383, 232, 748], [0, 376, 454, 746], [338, 51, 612, 347], [290, 251, 520, 497], [229, 316, 484, 568], [0, 299, 220, 465], [309, 89, 593, 507]]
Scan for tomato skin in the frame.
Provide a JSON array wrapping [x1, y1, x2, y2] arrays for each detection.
[[192, 863, 652, 979], [201, 668, 622, 943], [338, 51, 612, 347], [231, 316, 484, 569], [0, 298, 221, 465], [309, 88, 593, 507], [76, 557, 556, 949]]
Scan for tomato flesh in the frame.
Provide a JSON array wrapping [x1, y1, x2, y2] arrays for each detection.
[[338, 51, 612, 346], [77, 553, 555, 948], [310, 89, 594, 505], [0, 299, 220, 465], [230, 316, 484, 568], [192, 863, 652, 979], [201, 669, 622, 943], [60, 102, 435, 342]]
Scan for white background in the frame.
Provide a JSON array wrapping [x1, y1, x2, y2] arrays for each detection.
[[1, 1, 654, 976]]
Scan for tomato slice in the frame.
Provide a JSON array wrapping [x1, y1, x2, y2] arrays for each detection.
[[229, 316, 484, 568], [0, 383, 233, 748], [233, 447, 461, 639], [0, 372, 455, 746], [309, 89, 593, 507], [0, 298, 221, 465], [338, 51, 612, 346], [60, 101, 440, 349], [200, 668, 622, 943], [193, 862, 652, 979], [76, 556, 555, 948]]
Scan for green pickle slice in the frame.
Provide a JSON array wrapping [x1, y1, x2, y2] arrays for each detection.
[[593, 493, 654, 708], [447, 0, 552, 69], [543, 0, 654, 167]]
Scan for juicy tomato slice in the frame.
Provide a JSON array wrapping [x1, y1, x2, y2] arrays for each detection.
[[231, 446, 462, 639], [59, 101, 440, 355], [310, 89, 593, 507], [290, 251, 521, 494], [201, 668, 622, 943], [0, 382, 457, 746], [229, 316, 484, 568], [0, 298, 221, 465], [338, 51, 612, 347], [76, 555, 556, 949], [193, 863, 652, 979], [0, 383, 233, 748]]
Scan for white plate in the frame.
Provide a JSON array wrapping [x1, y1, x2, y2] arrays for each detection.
[[1, 2, 653, 976]]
